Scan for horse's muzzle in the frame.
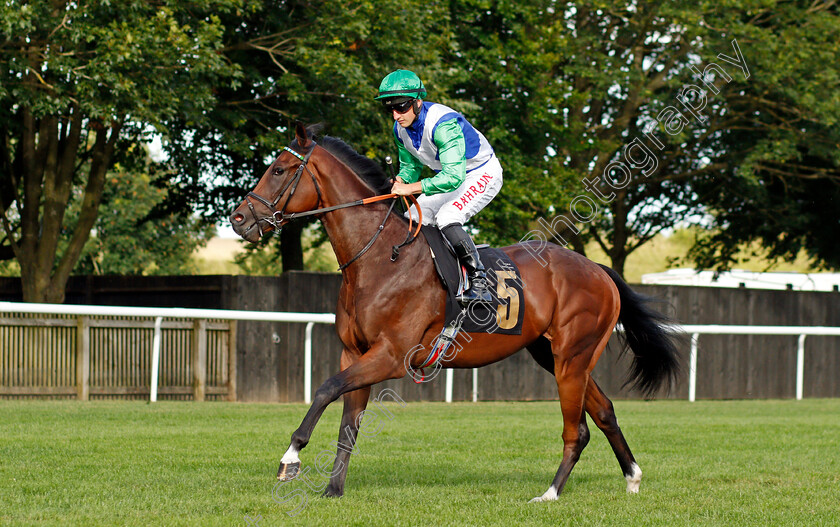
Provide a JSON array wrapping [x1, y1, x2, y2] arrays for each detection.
[[229, 209, 262, 243]]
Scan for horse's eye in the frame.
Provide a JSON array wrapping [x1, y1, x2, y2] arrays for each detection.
[[273, 167, 284, 176]]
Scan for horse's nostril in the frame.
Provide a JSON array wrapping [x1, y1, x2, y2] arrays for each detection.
[[233, 213, 245, 223]]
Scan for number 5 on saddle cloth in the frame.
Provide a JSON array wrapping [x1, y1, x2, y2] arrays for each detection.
[[412, 226, 526, 377]]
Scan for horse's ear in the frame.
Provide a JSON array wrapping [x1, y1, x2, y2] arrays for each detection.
[[295, 121, 310, 148], [307, 122, 324, 139]]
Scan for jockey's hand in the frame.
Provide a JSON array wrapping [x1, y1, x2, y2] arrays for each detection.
[[391, 180, 422, 196]]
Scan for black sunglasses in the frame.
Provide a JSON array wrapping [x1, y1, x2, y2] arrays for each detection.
[[384, 99, 415, 114]]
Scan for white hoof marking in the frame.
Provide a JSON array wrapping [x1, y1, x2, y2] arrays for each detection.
[[625, 463, 642, 494], [280, 445, 300, 465], [529, 486, 558, 503]]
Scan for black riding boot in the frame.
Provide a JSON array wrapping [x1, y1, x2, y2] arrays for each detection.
[[441, 224, 494, 305]]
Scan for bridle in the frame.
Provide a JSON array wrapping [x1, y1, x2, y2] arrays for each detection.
[[244, 144, 318, 235], [243, 142, 422, 271]]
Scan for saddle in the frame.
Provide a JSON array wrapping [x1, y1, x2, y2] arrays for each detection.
[[421, 226, 525, 336], [406, 226, 526, 381]]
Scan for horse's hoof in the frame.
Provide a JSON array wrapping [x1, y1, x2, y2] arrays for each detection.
[[277, 461, 301, 481], [529, 487, 558, 503], [625, 463, 642, 494], [529, 496, 553, 503]]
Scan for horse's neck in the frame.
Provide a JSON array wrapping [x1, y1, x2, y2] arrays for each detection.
[[314, 157, 428, 285]]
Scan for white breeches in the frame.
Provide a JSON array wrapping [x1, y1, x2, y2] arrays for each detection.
[[406, 156, 503, 227]]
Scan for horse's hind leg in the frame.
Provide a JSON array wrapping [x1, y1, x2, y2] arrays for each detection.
[[526, 336, 554, 374], [530, 330, 609, 503], [585, 376, 642, 493], [531, 356, 591, 503], [527, 338, 641, 493]]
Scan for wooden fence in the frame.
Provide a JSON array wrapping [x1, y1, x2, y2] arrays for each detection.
[[227, 273, 840, 402], [1, 273, 839, 401], [0, 312, 236, 400]]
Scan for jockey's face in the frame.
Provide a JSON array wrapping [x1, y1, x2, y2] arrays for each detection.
[[389, 99, 421, 128]]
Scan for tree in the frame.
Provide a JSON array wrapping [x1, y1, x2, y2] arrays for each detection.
[[446, 1, 734, 274], [72, 145, 215, 275], [197, 0, 837, 276], [447, 0, 840, 277], [0, 142, 216, 278], [162, 0, 455, 271], [685, 1, 840, 271], [0, 1, 239, 302]]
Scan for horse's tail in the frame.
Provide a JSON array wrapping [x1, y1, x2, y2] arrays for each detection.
[[599, 264, 682, 397]]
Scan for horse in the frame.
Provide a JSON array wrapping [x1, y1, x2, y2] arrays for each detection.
[[229, 122, 681, 502]]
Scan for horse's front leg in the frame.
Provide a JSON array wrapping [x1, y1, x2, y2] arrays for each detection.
[[322, 349, 371, 497], [323, 383, 371, 498], [277, 342, 402, 482]]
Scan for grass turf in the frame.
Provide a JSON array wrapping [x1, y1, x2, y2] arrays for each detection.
[[1, 399, 838, 526]]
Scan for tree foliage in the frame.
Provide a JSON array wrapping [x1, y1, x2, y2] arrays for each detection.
[[170, 0, 840, 275], [72, 146, 215, 276], [2, 1, 837, 293], [162, 0, 455, 271], [0, 0, 239, 301], [686, 1, 840, 270], [447, 0, 840, 275]]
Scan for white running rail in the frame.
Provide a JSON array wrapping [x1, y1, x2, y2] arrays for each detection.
[[0, 301, 335, 403], [678, 324, 840, 401], [1, 302, 838, 402]]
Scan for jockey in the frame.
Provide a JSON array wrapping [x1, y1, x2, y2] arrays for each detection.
[[375, 69, 503, 305]]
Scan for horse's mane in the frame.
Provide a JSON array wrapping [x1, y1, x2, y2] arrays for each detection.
[[292, 128, 392, 196], [319, 136, 393, 195]]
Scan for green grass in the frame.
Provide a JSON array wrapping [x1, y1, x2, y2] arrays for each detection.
[[1, 399, 838, 526]]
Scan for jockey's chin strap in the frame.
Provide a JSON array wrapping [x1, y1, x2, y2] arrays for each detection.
[[245, 143, 422, 271]]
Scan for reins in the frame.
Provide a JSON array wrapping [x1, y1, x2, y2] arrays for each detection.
[[246, 143, 423, 271]]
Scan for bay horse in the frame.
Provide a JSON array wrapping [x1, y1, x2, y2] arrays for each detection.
[[229, 122, 680, 502]]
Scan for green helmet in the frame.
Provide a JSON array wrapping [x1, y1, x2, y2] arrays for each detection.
[[374, 70, 427, 101]]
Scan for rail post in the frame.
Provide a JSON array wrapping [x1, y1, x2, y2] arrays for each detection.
[[76, 317, 90, 401], [689, 333, 699, 402], [304, 322, 314, 404], [192, 319, 207, 401], [472, 368, 478, 402], [796, 334, 806, 400], [150, 317, 163, 403]]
